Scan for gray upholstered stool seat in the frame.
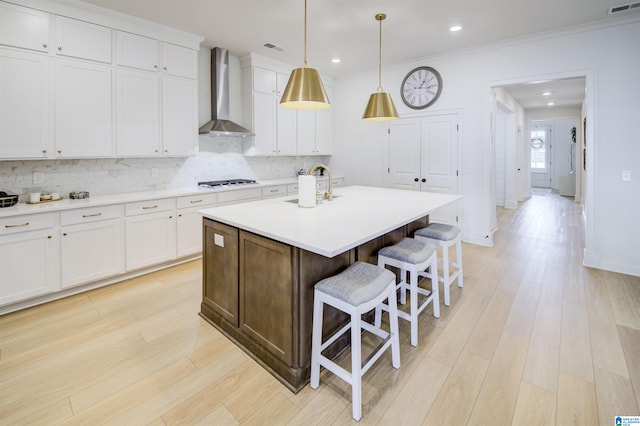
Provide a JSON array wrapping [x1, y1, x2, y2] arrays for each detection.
[[414, 222, 464, 306], [375, 238, 440, 347], [311, 261, 400, 421]]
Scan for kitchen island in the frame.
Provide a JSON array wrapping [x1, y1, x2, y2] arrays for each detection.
[[199, 186, 460, 392]]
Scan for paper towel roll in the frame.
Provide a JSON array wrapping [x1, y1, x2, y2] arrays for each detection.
[[298, 175, 316, 208]]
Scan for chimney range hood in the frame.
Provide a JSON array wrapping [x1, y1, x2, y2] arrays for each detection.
[[198, 47, 254, 137]]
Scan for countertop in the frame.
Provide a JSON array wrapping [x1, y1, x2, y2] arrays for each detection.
[[0, 176, 341, 218], [200, 185, 461, 257]]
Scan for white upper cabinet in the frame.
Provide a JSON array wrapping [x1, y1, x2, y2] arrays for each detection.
[[163, 76, 198, 156], [0, 2, 50, 52], [55, 59, 113, 158], [116, 31, 159, 72], [54, 16, 111, 63], [161, 42, 197, 79], [0, 49, 50, 159], [297, 85, 333, 155], [116, 69, 161, 156]]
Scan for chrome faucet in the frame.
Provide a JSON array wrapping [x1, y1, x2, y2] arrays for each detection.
[[308, 163, 333, 201]]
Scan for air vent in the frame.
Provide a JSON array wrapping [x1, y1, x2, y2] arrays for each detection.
[[264, 42, 287, 52], [608, 2, 640, 14]]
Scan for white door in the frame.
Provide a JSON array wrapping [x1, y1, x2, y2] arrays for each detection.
[[387, 118, 421, 190], [420, 114, 459, 224], [530, 124, 551, 188], [387, 114, 460, 224]]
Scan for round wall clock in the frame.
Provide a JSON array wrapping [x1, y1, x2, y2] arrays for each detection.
[[400, 66, 442, 109]]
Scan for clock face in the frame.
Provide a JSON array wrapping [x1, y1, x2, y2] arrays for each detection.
[[400, 66, 442, 109]]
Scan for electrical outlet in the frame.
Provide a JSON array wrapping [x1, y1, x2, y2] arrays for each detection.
[[32, 172, 44, 185]]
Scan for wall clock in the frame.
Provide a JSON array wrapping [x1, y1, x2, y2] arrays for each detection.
[[400, 66, 442, 109]]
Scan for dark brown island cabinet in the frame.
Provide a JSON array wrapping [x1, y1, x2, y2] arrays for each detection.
[[199, 215, 428, 392]]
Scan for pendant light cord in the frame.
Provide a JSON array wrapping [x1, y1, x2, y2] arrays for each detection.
[[303, 0, 308, 68], [377, 14, 384, 91]]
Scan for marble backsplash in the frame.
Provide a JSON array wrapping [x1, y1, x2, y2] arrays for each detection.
[[0, 136, 330, 200]]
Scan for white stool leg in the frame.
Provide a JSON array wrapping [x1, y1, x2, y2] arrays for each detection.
[[310, 292, 324, 389], [351, 310, 362, 421], [409, 267, 419, 347], [442, 243, 451, 306], [456, 238, 464, 288], [387, 285, 401, 369], [431, 256, 440, 318], [399, 267, 407, 305], [374, 257, 386, 328]]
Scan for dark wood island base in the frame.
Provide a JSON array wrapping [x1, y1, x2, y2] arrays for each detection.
[[200, 215, 428, 393]]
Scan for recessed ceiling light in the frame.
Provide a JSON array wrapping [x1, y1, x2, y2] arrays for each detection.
[[449, 25, 463, 32], [542, 91, 551, 96], [331, 58, 341, 63], [547, 101, 555, 106]]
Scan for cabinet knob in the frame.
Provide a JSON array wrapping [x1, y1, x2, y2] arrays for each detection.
[[421, 178, 426, 183], [178, 214, 182, 217], [42, 149, 47, 154], [169, 215, 173, 219], [58, 46, 62, 51], [414, 178, 419, 182], [57, 150, 62, 154], [48, 235, 53, 239], [163, 67, 167, 71], [43, 43, 47, 49], [63, 233, 68, 236], [164, 149, 168, 153], [154, 65, 158, 69], [154, 149, 159, 153]]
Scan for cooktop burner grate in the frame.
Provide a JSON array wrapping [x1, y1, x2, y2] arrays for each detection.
[[198, 179, 257, 188]]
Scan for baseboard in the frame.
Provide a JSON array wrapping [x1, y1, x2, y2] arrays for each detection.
[[583, 248, 640, 277], [504, 199, 518, 209]]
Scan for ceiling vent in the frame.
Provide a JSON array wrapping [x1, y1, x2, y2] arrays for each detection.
[[264, 42, 287, 52], [608, 2, 640, 14]]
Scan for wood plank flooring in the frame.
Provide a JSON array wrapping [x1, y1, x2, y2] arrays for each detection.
[[1, 189, 640, 424]]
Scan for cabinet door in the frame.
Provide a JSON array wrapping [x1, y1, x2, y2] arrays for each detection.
[[203, 219, 239, 326], [54, 16, 111, 63], [276, 72, 297, 155], [253, 66, 275, 94], [116, 31, 159, 72], [162, 76, 198, 156], [240, 231, 293, 364], [0, 2, 49, 52], [116, 69, 161, 156], [315, 86, 333, 155], [161, 42, 197, 79], [0, 229, 60, 306], [125, 211, 176, 271], [296, 110, 316, 155], [0, 49, 50, 159], [55, 59, 113, 158], [61, 218, 124, 288], [251, 91, 277, 155], [177, 207, 205, 257]]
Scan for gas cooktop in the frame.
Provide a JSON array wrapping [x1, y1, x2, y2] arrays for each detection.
[[198, 179, 257, 188]]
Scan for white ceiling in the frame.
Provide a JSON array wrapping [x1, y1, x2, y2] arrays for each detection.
[[78, 0, 636, 108]]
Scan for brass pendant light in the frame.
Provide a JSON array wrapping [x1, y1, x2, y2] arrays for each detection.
[[363, 13, 399, 121], [280, 0, 330, 110]]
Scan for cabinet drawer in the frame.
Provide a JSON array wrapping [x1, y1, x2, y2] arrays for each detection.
[[287, 183, 299, 194], [125, 198, 175, 216], [177, 193, 217, 209], [217, 188, 261, 205], [0, 213, 57, 235], [61, 204, 123, 225], [262, 185, 287, 198]]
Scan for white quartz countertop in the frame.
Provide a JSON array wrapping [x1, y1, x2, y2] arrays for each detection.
[[200, 185, 461, 258]]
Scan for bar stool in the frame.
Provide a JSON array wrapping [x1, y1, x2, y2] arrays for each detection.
[[310, 262, 400, 421], [374, 238, 439, 347], [414, 223, 463, 306]]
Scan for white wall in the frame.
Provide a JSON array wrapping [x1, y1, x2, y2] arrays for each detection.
[[330, 18, 640, 276]]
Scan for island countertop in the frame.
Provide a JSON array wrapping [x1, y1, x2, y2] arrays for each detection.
[[200, 185, 461, 257]]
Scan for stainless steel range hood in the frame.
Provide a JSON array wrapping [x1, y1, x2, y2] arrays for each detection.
[[198, 47, 254, 137]]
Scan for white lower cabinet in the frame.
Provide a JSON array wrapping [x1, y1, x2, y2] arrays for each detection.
[[0, 213, 60, 306], [60, 205, 124, 288], [176, 193, 217, 257], [125, 199, 177, 271]]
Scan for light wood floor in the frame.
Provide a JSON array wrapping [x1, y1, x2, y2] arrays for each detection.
[[2, 190, 640, 425]]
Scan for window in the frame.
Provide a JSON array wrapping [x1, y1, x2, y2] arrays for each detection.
[[530, 129, 546, 170]]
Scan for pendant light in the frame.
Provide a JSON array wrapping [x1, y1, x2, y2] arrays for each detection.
[[280, 0, 330, 110], [362, 13, 399, 121]]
